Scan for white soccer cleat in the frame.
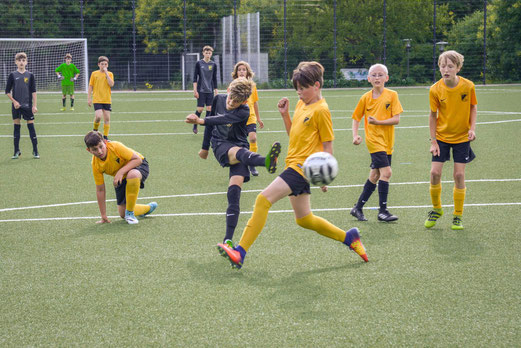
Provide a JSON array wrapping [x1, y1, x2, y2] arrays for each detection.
[[125, 210, 139, 224]]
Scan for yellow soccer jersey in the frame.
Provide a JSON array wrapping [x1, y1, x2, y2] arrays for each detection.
[[286, 98, 335, 177], [430, 77, 477, 144], [246, 84, 259, 125], [89, 70, 114, 104], [91, 141, 144, 185], [352, 88, 403, 154]]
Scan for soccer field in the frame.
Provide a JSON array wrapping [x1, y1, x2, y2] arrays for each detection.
[[1, 86, 520, 346]]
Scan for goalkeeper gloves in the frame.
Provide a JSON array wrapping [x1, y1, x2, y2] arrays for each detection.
[[57, 74, 64, 80]]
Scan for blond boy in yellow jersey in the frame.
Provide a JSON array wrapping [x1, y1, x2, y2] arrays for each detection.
[[216, 61, 368, 269], [425, 50, 477, 230], [351, 64, 403, 222], [85, 131, 157, 225], [231, 61, 264, 176], [88, 56, 114, 139]]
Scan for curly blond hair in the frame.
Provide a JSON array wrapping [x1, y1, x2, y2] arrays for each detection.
[[231, 61, 255, 80]]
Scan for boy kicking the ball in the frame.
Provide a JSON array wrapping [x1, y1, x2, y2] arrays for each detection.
[[85, 131, 157, 224], [350, 63, 403, 222], [186, 77, 281, 247], [216, 62, 368, 270]]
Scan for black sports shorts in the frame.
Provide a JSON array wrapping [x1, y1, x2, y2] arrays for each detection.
[[279, 167, 311, 196], [115, 158, 150, 205], [197, 92, 214, 107], [370, 151, 392, 169], [432, 140, 475, 163], [94, 103, 112, 111]]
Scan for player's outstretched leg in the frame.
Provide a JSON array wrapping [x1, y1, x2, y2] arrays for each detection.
[[217, 243, 246, 269], [343, 227, 368, 262], [265, 142, 281, 174], [425, 208, 443, 228], [139, 202, 158, 218]]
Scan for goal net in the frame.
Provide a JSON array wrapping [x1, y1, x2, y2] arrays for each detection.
[[0, 38, 88, 92]]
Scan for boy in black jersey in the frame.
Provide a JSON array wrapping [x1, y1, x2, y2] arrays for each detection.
[[192, 46, 218, 134], [5, 52, 39, 159], [186, 77, 281, 247]]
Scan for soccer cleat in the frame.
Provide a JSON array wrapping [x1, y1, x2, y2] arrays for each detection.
[[124, 210, 139, 224], [265, 141, 281, 174], [424, 208, 443, 228], [250, 166, 259, 177], [32, 151, 40, 159], [11, 150, 21, 159], [140, 202, 158, 217], [60, 107, 66, 111], [451, 215, 464, 230], [217, 243, 243, 269], [350, 206, 367, 221], [377, 210, 398, 222], [192, 124, 198, 134], [344, 227, 368, 262], [70, 107, 75, 111], [224, 239, 234, 249]]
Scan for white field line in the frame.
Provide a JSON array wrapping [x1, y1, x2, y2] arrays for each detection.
[[0, 178, 519, 213], [1, 118, 520, 138], [1, 202, 520, 223]]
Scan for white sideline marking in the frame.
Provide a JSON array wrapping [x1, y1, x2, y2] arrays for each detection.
[[0, 178, 519, 213], [0, 202, 520, 223]]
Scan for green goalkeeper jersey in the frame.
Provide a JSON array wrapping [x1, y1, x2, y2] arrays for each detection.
[[55, 63, 80, 86]]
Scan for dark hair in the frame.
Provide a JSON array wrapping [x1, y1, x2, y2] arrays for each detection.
[[98, 56, 109, 64], [292, 61, 324, 90], [84, 131, 104, 148], [202, 45, 214, 52]]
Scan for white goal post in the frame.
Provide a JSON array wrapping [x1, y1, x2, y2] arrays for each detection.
[[0, 38, 88, 92]]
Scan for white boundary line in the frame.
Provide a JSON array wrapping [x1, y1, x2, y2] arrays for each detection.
[[1, 178, 519, 213], [1, 202, 520, 223]]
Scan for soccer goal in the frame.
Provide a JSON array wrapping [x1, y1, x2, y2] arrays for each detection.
[[0, 38, 88, 92]]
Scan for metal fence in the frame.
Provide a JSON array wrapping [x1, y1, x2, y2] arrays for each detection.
[[0, 0, 509, 91]]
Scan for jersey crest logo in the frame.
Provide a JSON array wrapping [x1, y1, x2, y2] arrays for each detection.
[[115, 157, 120, 163], [24, 77, 29, 83], [303, 117, 310, 124], [226, 123, 232, 127], [385, 103, 391, 110], [461, 93, 468, 102], [208, 66, 213, 71]]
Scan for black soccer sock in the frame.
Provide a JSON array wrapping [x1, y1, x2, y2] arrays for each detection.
[[71, 98, 75, 107], [62, 97, 66, 107], [27, 123, 38, 152], [224, 185, 242, 242], [356, 179, 377, 209], [235, 148, 266, 167], [13, 124, 21, 152], [195, 111, 202, 117], [378, 180, 390, 213]]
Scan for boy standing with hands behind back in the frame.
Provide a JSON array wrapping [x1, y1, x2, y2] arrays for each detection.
[[88, 56, 114, 139], [351, 64, 403, 222]]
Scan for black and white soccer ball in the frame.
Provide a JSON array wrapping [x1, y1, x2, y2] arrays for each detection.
[[303, 152, 339, 186]]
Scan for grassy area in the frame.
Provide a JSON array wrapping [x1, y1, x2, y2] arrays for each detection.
[[1, 86, 520, 346]]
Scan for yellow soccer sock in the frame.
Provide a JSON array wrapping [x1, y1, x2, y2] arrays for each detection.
[[453, 187, 466, 216], [238, 193, 272, 251], [134, 204, 150, 216], [296, 213, 346, 242], [103, 124, 110, 137], [125, 178, 140, 212], [430, 183, 442, 209], [93, 121, 100, 131], [249, 141, 258, 153]]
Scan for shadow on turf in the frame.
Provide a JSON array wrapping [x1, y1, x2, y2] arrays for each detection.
[[429, 228, 484, 262], [74, 220, 140, 237]]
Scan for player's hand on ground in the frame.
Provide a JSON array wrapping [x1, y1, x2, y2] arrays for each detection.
[[185, 114, 199, 124], [258, 120, 264, 129], [430, 142, 440, 156], [278, 97, 289, 114], [353, 135, 362, 145], [198, 149, 209, 159], [320, 185, 328, 193], [96, 217, 111, 224], [13, 101, 21, 109], [32, 106, 37, 114], [368, 116, 379, 125], [194, 91, 199, 99], [468, 130, 476, 141]]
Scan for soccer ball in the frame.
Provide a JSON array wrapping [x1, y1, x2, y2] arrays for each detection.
[[303, 152, 339, 186]]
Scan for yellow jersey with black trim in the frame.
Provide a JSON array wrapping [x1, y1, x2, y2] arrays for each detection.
[[286, 98, 335, 177], [246, 84, 259, 125], [352, 88, 403, 154], [430, 77, 477, 144], [91, 141, 144, 185], [89, 70, 114, 104]]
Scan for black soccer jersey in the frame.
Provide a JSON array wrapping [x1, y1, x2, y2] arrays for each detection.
[[5, 71, 36, 108], [203, 94, 250, 149], [193, 59, 217, 93]]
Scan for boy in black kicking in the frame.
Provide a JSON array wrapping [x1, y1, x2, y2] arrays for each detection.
[[186, 77, 281, 247]]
